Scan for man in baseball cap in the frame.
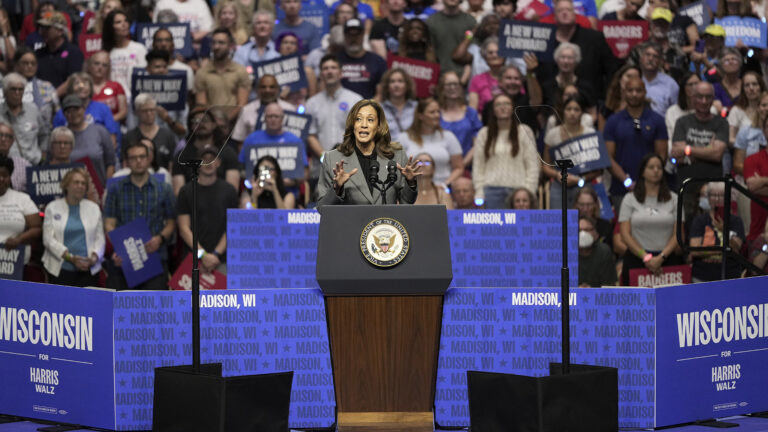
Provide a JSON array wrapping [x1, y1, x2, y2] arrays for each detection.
[[338, 18, 386, 99], [35, 11, 84, 94]]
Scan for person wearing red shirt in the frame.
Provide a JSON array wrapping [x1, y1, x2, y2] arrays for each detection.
[[744, 137, 768, 242]]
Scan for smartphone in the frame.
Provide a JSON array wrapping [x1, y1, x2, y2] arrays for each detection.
[[714, 205, 725, 221], [695, 39, 705, 53]]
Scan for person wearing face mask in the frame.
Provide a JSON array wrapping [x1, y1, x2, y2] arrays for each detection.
[[578, 215, 618, 287]]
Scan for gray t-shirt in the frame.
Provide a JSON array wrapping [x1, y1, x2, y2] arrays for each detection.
[[618, 192, 678, 252], [71, 123, 116, 185], [672, 113, 728, 180]]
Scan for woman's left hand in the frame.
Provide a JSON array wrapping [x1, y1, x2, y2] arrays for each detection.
[[523, 52, 539, 74], [645, 255, 664, 275], [398, 156, 424, 182]]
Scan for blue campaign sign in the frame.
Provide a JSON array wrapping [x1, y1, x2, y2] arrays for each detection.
[[715, 16, 768, 49], [435, 287, 657, 428], [252, 55, 309, 93], [241, 141, 307, 180], [135, 22, 193, 58], [0, 280, 115, 429], [498, 20, 557, 60], [592, 183, 615, 221], [108, 218, 163, 288], [254, 109, 312, 141], [549, 132, 611, 175], [276, 0, 330, 36], [680, 0, 712, 33], [26, 163, 84, 206], [131, 71, 187, 111], [655, 277, 768, 427], [112, 289, 335, 429], [0, 245, 24, 280]]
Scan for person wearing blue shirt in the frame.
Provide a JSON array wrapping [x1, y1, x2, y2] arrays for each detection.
[[603, 76, 668, 203], [273, 0, 322, 56], [233, 10, 281, 67]]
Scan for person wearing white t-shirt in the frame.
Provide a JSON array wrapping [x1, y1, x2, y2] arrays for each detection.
[[154, 0, 214, 41], [0, 155, 42, 265], [102, 10, 147, 103]]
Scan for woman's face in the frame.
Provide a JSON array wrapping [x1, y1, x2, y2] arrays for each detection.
[[256, 160, 277, 180], [279, 35, 299, 56], [66, 173, 88, 201], [482, 15, 500, 36], [219, 5, 237, 28], [575, 192, 597, 217], [684, 74, 700, 98], [563, 100, 582, 125], [0, 166, 10, 196], [64, 106, 85, 128], [420, 101, 441, 130], [721, 53, 741, 74], [388, 72, 407, 99], [562, 84, 579, 101], [757, 94, 768, 120], [642, 157, 664, 184], [112, 13, 130, 39], [744, 74, 761, 101], [442, 73, 462, 100], [407, 22, 426, 42], [15, 53, 37, 79], [414, 154, 434, 178], [620, 68, 641, 90], [492, 95, 513, 121], [354, 105, 379, 146], [335, 4, 355, 25], [513, 190, 531, 209], [50, 134, 74, 161], [73, 79, 91, 100], [138, 102, 157, 126], [102, 0, 120, 19], [484, 42, 504, 69], [556, 47, 578, 74]]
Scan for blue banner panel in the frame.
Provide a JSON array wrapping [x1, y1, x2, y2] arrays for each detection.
[[548, 132, 611, 175], [112, 289, 335, 430], [498, 20, 557, 60], [227, 209, 578, 290], [0, 281, 115, 429], [251, 55, 309, 93], [715, 16, 768, 49], [434, 287, 657, 429], [680, 0, 712, 33], [655, 277, 768, 427], [130, 72, 187, 111], [26, 163, 84, 206]]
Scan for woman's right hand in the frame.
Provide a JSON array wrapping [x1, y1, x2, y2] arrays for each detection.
[[72, 256, 91, 272], [332, 161, 358, 194]]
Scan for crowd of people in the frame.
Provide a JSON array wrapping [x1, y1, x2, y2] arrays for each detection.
[[1, 0, 767, 291]]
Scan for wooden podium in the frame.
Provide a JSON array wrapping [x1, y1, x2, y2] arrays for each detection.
[[316, 205, 452, 432]]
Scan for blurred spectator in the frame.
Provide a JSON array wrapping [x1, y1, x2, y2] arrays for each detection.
[[0, 122, 29, 190], [712, 48, 743, 112], [453, 14, 523, 84], [104, 140, 175, 290], [338, 19, 387, 99], [544, 0, 599, 27], [34, 10, 84, 96], [690, 24, 725, 79], [507, 187, 538, 210], [102, 10, 147, 102], [540, 42, 596, 113], [195, 28, 250, 121], [0, 73, 48, 165], [744, 130, 768, 243], [413, 152, 454, 207], [241, 155, 297, 209], [665, 72, 701, 144], [275, 32, 317, 106], [396, 18, 437, 63], [154, 0, 213, 42], [53, 72, 120, 149], [578, 215, 618, 287], [141, 50, 188, 138], [46, 126, 76, 166], [438, 71, 482, 168], [600, 64, 642, 131], [399, 97, 463, 186], [404, 0, 437, 20], [689, 181, 745, 282], [379, 68, 417, 138], [331, 0, 375, 33], [651, 0, 698, 55], [604, 76, 668, 203], [638, 41, 679, 116], [42, 168, 104, 287], [177, 145, 238, 274], [124, 94, 178, 171], [481, 64, 541, 133], [601, 0, 644, 19], [21, 2, 72, 44], [574, 185, 614, 246], [727, 71, 766, 146], [84, 51, 128, 125], [370, 0, 407, 59], [491, 0, 513, 20], [151, 28, 195, 108], [306, 5, 350, 76], [426, 0, 475, 76], [646, 8, 688, 78], [0, 7, 16, 75], [214, 1, 248, 45], [114, 137, 172, 187], [273, 0, 321, 56], [619, 153, 682, 285], [232, 74, 297, 149], [0, 155, 42, 264], [91, 0, 122, 35], [748, 219, 768, 274], [542, 84, 595, 137], [233, 11, 280, 66], [464, 0, 491, 21], [451, 176, 480, 209], [468, 36, 505, 114], [64, 95, 116, 185], [12, 47, 59, 128], [733, 93, 768, 227], [472, 93, 539, 209]]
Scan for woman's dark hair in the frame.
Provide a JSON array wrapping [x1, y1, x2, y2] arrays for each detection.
[[275, 31, 303, 54], [0, 154, 14, 175], [398, 18, 436, 63], [101, 9, 129, 52], [676, 71, 699, 110], [484, 93, 521, 158], [338, 99, 403, 158], [735, 70, 767, 110], [605, 63, 641, 112], [558, 93, 587, 126], [633, 153, 671, 204], [407, 97, 442, 145], [379, 68, 416, 102], [253, 155, 287, 198]]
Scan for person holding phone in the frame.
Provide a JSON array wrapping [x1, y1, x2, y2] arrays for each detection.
[[689, 182, 745, 282]]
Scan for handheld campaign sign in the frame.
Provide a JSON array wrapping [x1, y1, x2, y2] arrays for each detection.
[[715, 16, 768, 49], [107, 218, 163, 288], [549, 132, 611, 175], [169, 253, 226, 290], [598, 20, 648, 58], [629, 265, 692, 287], [0, 245, 24, 280], [254, 109, 312, 141], [78, 33, 102, 59], [26, 163, 84, 206], [131, 71, 187, 111], [241, 141, 307, 180], [679, 1, 713, 33], [498, 20, 557, 60], [135, 22, 193, 58], [387, 54, 440, 98], [251, 55, 308, 92], [276, 0, 330, 36]]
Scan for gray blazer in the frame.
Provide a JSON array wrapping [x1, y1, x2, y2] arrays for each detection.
[[316, 148, 417, 206]]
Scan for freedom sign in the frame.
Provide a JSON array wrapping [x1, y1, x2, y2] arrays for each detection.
[[131, 71, 187, 111], [387, 54, 440, 98], [26, 163, 84, 206], [715, 16, 767, 49], [598, 20, 648, 58], [107, 218, 163, 288], [548, 132, 611, 175], [498, 20, 557, 60], [135, 22, 193, 58], [251, 55, 308, 92]]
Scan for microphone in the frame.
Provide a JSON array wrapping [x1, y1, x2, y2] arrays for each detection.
[[386, 160, 398, 186], [368, 160, 380, 186]]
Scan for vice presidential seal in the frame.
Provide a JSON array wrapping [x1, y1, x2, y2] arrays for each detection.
[[360, 217, 410, 267]]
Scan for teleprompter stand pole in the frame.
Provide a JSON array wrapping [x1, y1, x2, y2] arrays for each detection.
[[556, 159, 574, 375], [179, 159, 202, 372]]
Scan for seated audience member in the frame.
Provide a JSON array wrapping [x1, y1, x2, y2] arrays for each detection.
[[578, 215, 618, 287], [507, 187, 537, 210], [64, 95, 116, 186], [0, 123, 30, 191], [0, 155, 42, 265], [689, 182, 745, 282], [0, 73, 48, 165], [42, 168, 104, 287], [451, 177, 480, 209], [413, 152, 454, 208], [53, 72, 120, 149], [124, 93, 178, 171], [619, 153, 682, 286], [177, 146, 238, 274], [241, 156, 296, 209], [574, 186, 613, 246], [104, 141, 175, 290]]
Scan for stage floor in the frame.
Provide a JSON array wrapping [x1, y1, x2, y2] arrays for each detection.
[[2, 416, 768, 432]]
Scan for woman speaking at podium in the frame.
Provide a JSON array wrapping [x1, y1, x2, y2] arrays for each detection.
[[317, 99, 423, 206]]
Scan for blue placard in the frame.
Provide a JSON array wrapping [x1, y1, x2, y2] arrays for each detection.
[[276, 0, 330, 36], [254, 109, 312, 142], [498, 20, 557, 60], [715, 16, 768, 49], [548, 132, 611, 175], [135, 22, 193, 58], [679, 0, 713, 33], [108, 218, 163, 288], [592, 183, 615, 221], [0, 281, 115, 429], [655, 277, 768, 427], [130, 72, 187, 111], [0, 245, 24, 280], [241, 141, 307, 181], [26, 163, 84, 206], [251, 54, 309, 93]]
